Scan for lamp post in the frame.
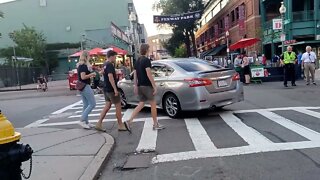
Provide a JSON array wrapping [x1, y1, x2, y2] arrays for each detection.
[[226, 30, 230, 61], [129, 11, 137, 63], [279, 1, 286, 54]]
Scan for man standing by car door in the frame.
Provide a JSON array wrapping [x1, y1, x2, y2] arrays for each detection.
[[95, 50, 127, 132], [124, 44, 165, 132]]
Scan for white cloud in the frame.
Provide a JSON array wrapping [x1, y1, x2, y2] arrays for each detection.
[[0, 0, 15, 3], [133, 0, 172, 37]]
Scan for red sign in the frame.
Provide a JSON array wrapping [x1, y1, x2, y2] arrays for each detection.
[[238, 5, 245, 36], [284, 39, 297, 45]]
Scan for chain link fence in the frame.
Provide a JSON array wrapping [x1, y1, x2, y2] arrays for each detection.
[[0, 66, 46, 90]]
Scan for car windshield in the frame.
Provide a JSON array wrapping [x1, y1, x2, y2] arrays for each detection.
[[173, 60, 222, 72]]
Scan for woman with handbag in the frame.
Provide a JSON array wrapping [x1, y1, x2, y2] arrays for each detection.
[[77, 51, 96, 129]]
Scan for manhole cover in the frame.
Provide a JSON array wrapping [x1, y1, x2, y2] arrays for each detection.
[[123, 154, 152, 169]]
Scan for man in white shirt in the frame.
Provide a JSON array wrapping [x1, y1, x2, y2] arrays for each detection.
[[301, 46, 317, 85]]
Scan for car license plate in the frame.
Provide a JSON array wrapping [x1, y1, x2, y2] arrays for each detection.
[[217, 80, 228, 87]]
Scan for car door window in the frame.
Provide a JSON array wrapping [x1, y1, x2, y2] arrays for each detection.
[[166, 66, 174, 76], [151, 65, 166, 78]]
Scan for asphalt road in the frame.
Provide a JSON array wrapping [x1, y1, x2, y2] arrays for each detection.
[[1, 80, 320, 180]]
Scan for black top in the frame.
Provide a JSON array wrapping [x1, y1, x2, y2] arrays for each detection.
[[103, 61, 117, 92], [280, 52, 297, 61], [77, 64, 91, 84], [134, 56, 152, 87]]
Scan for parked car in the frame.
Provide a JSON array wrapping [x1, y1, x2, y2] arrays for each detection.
[[118, 58, 244, 118]]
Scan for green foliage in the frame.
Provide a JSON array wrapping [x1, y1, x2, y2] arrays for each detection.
[[9, 25, 47, 67], [174, 45, 187, 58], [154, 0, 204, 56], [163, 28, 185, 56]]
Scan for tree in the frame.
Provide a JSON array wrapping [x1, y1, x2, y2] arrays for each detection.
[[9, 25, 48, 69], [163, 28, 185, 56], [154, 0, 204, 57], [174, 45, 187, 58]]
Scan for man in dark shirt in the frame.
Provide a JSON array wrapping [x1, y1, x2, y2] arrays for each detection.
[[124, 44, 165, 132], [96, 50, 127, 132]]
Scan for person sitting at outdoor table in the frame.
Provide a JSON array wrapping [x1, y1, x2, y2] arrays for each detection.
[[242, 56, 251, 85]]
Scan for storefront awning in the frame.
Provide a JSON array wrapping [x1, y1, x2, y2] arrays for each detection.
[[277, 40, 320, 47], [207, 45, 227, 56]]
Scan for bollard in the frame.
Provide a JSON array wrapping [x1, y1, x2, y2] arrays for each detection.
[[0, 110, 33, 180]]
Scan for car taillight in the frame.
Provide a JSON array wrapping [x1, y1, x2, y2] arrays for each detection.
[[232, 73, 240, 81], [184, 78, 212, 87]]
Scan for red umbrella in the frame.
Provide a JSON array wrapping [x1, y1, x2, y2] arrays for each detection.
[[229, 38, 260, 50], [69, 50, 83, 57], [89, 48, 103, 56], [100, 46, 127, 55]]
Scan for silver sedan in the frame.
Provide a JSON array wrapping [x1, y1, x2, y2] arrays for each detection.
[[118, 58, 244, 118]]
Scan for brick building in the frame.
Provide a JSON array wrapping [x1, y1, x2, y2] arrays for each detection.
[[196, 0, 262, 60]]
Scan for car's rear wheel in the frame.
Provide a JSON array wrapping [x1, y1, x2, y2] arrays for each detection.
[[164, 94, 181, 118], [119, 90, 129, 109]]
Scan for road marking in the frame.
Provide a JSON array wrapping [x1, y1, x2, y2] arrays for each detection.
[[136, 118, 158, 153], [75, 108, 116, 114], [24, 118, 50, 128], [220, 112, 272, 146], [37, 116, 171, 127], [293, 108, 320, 119], [68, 112, 118, 118], [257, 110, 320, 141], [233, 106, 320, 114], [184, 118, 217, 151], [70, 105, 108, 110], [152, 141, 320, 164], [51, 100, 82, 115], [122, 109, 133, 121]]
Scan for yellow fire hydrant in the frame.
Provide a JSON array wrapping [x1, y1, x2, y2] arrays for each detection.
[[0, 110, 33, 180]]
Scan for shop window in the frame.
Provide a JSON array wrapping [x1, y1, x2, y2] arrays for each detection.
[[235, 7, 239, 20], [231, 10, 235, 22]]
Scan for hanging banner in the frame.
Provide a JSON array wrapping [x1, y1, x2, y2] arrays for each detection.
[[224, 16, 229, 31], [153, 11, 202, 24], [238, 5, 246, 36]]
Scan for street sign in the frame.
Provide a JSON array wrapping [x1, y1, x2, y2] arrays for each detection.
[[273, 19, 282, 30], [280, 34, 286, 42]]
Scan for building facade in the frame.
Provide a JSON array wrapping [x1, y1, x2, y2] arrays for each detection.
[[261, 0, 320, 59], [148, 34, 172, 60], [0, 0, 145, 76], [196, 0, 261, 60]]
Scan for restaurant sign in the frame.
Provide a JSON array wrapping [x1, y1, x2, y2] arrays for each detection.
[[153, 11, 202, 24]]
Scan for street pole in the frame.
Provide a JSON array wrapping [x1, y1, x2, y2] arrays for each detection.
[[279, 1, 286, 54], [12, 46, 21, 90]]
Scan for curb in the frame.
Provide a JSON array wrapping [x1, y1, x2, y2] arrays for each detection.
[[79, 133, 115, 180]]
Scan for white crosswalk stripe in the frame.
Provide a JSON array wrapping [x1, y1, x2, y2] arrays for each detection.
[[26, 100, 320, 164]]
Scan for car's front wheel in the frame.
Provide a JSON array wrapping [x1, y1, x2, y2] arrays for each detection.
[[119, 90, 129, 109], [163, 94, 181, 118]]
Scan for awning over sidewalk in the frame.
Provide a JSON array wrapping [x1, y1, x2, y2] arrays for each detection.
[[277, 40, 320, 47], [207, 45, 227, 56]]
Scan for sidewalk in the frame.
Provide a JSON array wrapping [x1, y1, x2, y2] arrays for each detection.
[[0, 80, 69, 91], [17, 128, 114, 180]]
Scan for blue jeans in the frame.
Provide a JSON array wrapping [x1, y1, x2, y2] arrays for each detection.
[[80, 84, 96, 124]]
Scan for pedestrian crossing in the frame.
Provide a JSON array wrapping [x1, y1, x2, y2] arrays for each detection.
[[26, 97, 320, 164]]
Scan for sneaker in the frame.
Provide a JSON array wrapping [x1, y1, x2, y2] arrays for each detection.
[[153, 123, 165, 130], [79, 121, 91, 129], [313, 82, 317, 85], [87, 123, 95, 128], [306, 83, 310, 85], [292, 84, 297, 86], [284, 84, 288, 87], [95, 126, 107, 132]]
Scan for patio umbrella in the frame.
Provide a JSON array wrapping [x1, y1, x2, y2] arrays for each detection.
[[100, 46, 127, 55], [69, 50, 83, 57], [229, 38, 260, 50], [89, 48, 103, 56]]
